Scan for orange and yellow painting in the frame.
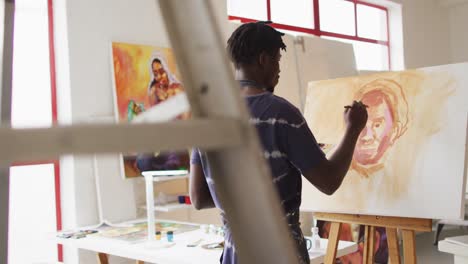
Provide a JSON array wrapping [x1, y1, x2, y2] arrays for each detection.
[[301, 63, 468, 219], [111, 42, 189, 178]]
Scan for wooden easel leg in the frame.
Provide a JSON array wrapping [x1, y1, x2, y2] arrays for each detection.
[[363, 226, 375, 264], [363, 226, 369, 262], [324, 222, 342, 264], [386, 227, 401, 264], [402, 229, 417, 264], [97, 253, 109, 264]]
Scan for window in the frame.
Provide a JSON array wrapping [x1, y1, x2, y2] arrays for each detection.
[[356, 3, 388, 41], [227, 0, 391, 71], [9, 165, 58, 264], [320, 0, 355, 36], [227, 0, 267, 21], [270, 0, 315, 29], [7, 0, 61, 263], [12, 0, 52, 129]]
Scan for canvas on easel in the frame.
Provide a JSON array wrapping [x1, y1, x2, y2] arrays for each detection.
[[302, 62, 468, 220], [110, 42, 190, 178]]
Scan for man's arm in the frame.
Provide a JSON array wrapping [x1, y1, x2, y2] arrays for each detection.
[[302, 101, 368, 195], [189, 153, 215, 210]]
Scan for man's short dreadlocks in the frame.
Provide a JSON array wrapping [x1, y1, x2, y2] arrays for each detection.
[[227, 21, 287, 69]]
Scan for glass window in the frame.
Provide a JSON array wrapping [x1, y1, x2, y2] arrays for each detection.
[[8, 0, 58, 263], [12, 0, 51, 128], [226, 0, 393, 72], [227, 0, 268, 20], [8, 164, 58, 264], [270, 0, 314, 28], [319, 0, 355, 35], [324, 36, 389, 71], [352, 41, 389, 71], [357, 4, 388, 41]]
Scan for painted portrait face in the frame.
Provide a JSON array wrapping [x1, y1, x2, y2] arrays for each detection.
[[152, 61, 169, 86], [354, 90, 395, 165]]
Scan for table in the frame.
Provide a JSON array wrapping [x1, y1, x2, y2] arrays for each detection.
[[57, 227, 357, 264], [438, 235, 468, 264]]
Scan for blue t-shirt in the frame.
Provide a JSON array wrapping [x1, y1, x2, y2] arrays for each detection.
[[191, 92, 325, 264]]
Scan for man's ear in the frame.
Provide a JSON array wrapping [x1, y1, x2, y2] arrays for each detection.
[[258, 51, 268, 67]]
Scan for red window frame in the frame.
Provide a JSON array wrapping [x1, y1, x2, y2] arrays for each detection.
[[228, 0, 391, 70], [10, 0, 62, 261]]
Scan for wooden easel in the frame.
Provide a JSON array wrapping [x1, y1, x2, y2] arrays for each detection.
[[314, 212, 432, 264]]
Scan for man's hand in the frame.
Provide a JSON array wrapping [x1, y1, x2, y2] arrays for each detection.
[[344, 100, 368, 133], [303, 100, 368, 195]]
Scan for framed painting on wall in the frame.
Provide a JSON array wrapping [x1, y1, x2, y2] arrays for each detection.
[[111, 42, 190, 178]]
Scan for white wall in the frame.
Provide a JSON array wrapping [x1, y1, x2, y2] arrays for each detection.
[[384, 0, 468, 69], [448, 2, 468, 63], [367, 0, 468, 69], [401, 0, 451, 68]]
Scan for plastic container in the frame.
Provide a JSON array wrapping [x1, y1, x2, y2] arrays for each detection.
[[311, 226, 321, 250], [167, 231, 174, 242]]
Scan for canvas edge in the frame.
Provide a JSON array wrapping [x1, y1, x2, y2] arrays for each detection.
[[108, 41, 128, 180], [460, 113, 468, 219]]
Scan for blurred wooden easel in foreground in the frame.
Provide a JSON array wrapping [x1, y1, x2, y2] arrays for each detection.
[[314, 212, 432, 264]]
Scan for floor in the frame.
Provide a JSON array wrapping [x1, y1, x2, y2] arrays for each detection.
[[416, 226, 468, 264]]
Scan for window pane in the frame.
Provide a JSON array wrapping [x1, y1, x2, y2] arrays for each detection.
[[8, 164, 58, 264], [270, 0, 314, 28], [357, 4, 388, 41], [227, 0, 268, 21], [319, 0, 355, 35], [11, 0, 52, 128], [353, 41, 388, 71], [323, 36, 389, 71]]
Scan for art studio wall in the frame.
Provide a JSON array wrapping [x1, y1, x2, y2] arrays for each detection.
[[53, 1, 227, 263], [393, 0, 468, 68], [353, 0, 468, 69], [448, 2, 468, 63]]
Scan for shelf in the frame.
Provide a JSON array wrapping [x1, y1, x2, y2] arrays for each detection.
[[140, 202, 192, 212]]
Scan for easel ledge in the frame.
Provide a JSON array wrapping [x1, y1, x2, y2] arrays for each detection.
[[314, 212, 432, 264]]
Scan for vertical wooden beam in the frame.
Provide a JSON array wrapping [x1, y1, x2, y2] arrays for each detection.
[[402, 229, 417, 264], [365, 226, 376, 264], [158, 1, 300, 263], [386, 227, 401, 264], [324, 222, 341, 264], [97, 253, 109, 264], [0, 1, 15, 263], [363, 226, 370, 263]]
